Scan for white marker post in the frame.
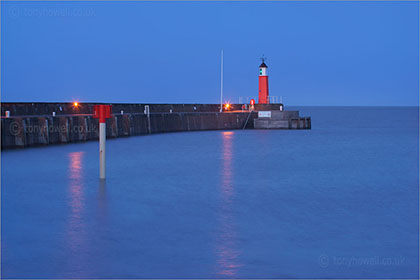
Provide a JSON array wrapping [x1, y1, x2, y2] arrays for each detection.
[[99, 121, 106, 179], [93, 105, 112, 180]]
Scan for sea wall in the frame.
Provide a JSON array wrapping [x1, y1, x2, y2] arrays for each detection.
[[1, 111, 258, 149], [254, 117, 311, 129], [253, 110, 311, 129]]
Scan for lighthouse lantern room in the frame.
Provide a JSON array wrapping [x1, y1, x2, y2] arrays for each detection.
[[258, 56, 269, 104]]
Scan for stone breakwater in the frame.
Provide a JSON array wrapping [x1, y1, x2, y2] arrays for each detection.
[[1, 103, 310, 149], [1, 111, 260, 149]]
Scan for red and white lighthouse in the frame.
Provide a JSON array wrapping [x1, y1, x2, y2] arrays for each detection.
[[258, 57, 269, 104]]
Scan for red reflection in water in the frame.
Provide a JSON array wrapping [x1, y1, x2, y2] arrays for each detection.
[[216, 131, 242, 277]]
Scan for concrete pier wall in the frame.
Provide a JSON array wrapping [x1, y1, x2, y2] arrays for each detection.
[[253, 110, 311, 129], [1, 111, 258, 149], [1, 103, 310, 149], [269, 111, 299, 119], [254, 117, 311, 129]]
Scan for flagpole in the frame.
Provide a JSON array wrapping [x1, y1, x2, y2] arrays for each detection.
[[220, 49, 223, 113]]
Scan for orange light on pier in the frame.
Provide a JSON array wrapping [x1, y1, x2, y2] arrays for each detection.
[[73, 102, 79, 107], [224, 103, 231, 110]]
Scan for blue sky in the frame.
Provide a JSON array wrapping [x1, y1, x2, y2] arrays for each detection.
[[2, 1, 419, 105]]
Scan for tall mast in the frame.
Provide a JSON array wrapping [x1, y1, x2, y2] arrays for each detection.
[[220, 49, 223, 113]]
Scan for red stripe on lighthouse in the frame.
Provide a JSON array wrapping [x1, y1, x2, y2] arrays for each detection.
[[258, 76, 269, 104]]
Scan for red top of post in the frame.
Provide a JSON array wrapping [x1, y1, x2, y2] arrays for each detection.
[[93, 105, 112, 123]]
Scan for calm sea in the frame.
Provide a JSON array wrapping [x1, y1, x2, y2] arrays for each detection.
[[1, 106, 419, 278]]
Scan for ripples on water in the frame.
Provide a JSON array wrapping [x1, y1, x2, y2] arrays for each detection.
[[1, 107, 419, 278]]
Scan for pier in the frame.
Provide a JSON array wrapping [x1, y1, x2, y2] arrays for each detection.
[[1, 102, 310, 149]]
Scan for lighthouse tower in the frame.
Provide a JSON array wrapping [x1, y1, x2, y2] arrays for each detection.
[[258, 57, 269, 104]]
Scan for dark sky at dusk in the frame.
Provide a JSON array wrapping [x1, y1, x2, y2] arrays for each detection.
[[2, 1, 419, 106]]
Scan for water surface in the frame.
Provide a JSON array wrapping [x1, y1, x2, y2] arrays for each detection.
[[2, 107, 419, 278]]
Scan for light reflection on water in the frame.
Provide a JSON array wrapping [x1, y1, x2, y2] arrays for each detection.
[[215, 131, 243, 277], [66, 151, 88, 275]]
